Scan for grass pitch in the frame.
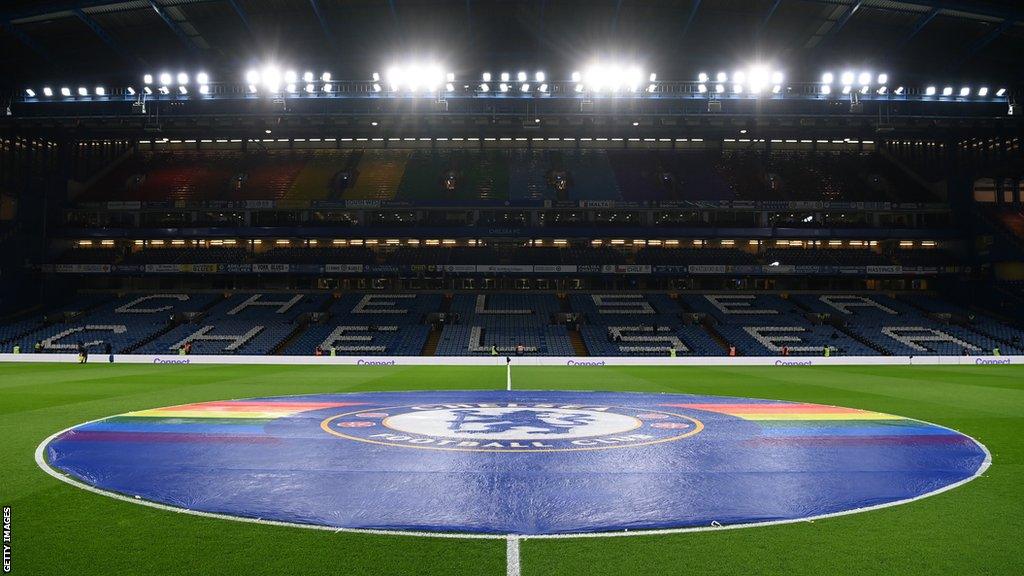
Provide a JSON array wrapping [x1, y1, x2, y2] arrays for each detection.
[[1, 362, 1022, 575]]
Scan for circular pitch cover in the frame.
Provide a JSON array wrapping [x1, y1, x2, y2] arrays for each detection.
[[39, 390, 989, 536]]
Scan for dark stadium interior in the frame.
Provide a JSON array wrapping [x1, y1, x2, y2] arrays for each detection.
[[1, 0, 1023, 359], [4, 4, 1024, 576]]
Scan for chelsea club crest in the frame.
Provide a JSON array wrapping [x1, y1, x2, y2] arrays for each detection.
[[320, 402, 703, 452]]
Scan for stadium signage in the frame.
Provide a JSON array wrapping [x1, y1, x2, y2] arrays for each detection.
[[566, 360, 606, 366], [975, 358, 1011, 365], [151, 358, 191, 364], [252, 264, 290, 273], [320, 403, 702, 452], [356, 359, 397, 366], [774, 360, 814, 366]]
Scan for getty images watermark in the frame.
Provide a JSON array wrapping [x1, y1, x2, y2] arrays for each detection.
[[2, 506, 10, 573]]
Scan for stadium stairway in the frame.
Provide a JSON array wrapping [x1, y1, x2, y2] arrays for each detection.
[[272, 296, 336, 354], [787, 293, 892, 356], [832, 318, 892, 355], [124, 320, 179, 353], [569, 329, 589, 356], [421, 329, 442, 355], [123, 292, 228, 353], [700, 318, 734, 354]]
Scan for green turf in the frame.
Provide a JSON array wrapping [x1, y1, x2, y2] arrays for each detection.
[[1, 362, 1021, 575]]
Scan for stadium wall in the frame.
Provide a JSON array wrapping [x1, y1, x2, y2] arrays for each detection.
[[0, 354, 1017, 367]]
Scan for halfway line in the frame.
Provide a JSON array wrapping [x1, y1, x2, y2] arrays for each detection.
[[506, 535, 521, 576]]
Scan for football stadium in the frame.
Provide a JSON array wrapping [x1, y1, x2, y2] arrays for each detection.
[[1, 1, 1023, 574]]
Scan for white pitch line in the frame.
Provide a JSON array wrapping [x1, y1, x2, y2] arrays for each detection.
[[506, 359, 512, 391], [506, 535, 521, 576]]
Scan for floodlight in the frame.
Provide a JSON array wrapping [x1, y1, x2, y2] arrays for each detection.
[[574, 83, 584, 93], [571, 71, 581, 82], [286, 83, 297, 93], [860, 86, 869, 94], [284, 70, 298, 83], [78, 87, 88, 96], [43, 87, 53, 96], [179, 85, 187, 94], [626, 68, 643, 92], [842, 85, 851, 94], [877, 73, 888, 85], [246, 69, 260, 84], [894, 86, 904, 95], [126, 87, 135, 95], [159, 86, 170, 94], [606, 65, 622, 90], [25, 88, 35, 97], [247, 84, 257, 94], [538, 83, 548, 92], [307, 83, 317, 93], [747, 66, 769, 93], [305, 71, 315, 83], [715, 83, 725, 93], [996, 88, 1006, 96], [501, 72, 510, 82], [483, 72, 492, 82], [322, 83, 332, 92], [446, 82, 455, 92], [321, 72, 332, 82], [732, 70, 746, 84], [262, 66, 283, 91], [942, 86, 952, 96], [772, 84, 782, 94], [372, 83, 381, 92], [517, 71, 527, 82], [649, 73, 657, 82], [95, 86, 106, 96], [698, 72, 709, 83], [877, 86, 887, 95], [499, 83, 509, 92], [978, 87, 989, 96], [858, 71, 870, 86], [385, 66, 402, 90], [479, 83, 490, 92], [144, 86, 153, 95], [732, 84, 743, 94], [535, 71, 545, 82], [716, 71, 727, 82], [159, 72, 172, 85], [698, 83, 707, 93], [821, 72, 834, 84], [60, 87, 71, 96], [143, 74, 153, 85], [820, 85, 831, 95], [177, 72, 189, 85], [521, 83, 530, 91], [199, 84, 210, 95], [925, 86, 936, 95], [960, 87, 970, 97], [197, 72, 209, 85], [840, 71, 854, 86]]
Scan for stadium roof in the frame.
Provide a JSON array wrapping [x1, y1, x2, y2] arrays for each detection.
[[1, 0, 1021, 88]]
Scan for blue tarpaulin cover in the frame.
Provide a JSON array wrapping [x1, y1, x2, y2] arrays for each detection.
[[43, 391, 988, 535]]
